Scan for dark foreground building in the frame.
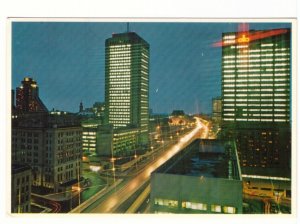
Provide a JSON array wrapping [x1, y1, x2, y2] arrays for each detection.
[[11, 164, 32, 213], [150, 139, 243, 214]]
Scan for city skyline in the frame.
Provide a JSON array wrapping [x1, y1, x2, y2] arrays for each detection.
[[10, 20, 294, 215], [12, 22, 291, 114]]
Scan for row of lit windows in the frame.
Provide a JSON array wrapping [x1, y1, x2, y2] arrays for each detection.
[[109, 93, 130, 97], [224, 68, 289, 73], [109, 102, 130, 105], [109, 96, 130, 100], [82, 132, 96, 136], [109, 50, 131, 55], [108, 54, 131, 59], [224, 118, 288, 122], [224, 94, 288, 98], [224, 98, 288, 102], [82, 136, 96, 139], [223, 103, 288, 107], [224, 113, 287, 117], [109, 61, 131, 66], [109, 72, 131, 76], [109, 111, 130, 114], [109, 68, 131, 72], [154, 198, 236, 213], [224, 77, 289, 82], [223, 84, 289, 88], [226, 63, 290, 68], [223, 35, 236, 40], [109, 87, 130, 91], [109, 44, 131, 49], [236, 108, 287, 112]]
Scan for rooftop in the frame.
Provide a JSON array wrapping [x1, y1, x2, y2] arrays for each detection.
[[154, 139, 241, 180]]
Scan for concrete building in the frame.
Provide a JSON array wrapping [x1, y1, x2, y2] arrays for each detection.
[[97, 124, 139, 157], [11, 164, 32, 213], [150, 139, 243, 214], [104, 32, 150, 147], [81, 118, 102, 155], [12, 112, 82, 193], [220, 28, 291, 175]]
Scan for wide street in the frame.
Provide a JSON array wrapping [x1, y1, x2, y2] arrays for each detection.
[[77, 117, 207, 213]]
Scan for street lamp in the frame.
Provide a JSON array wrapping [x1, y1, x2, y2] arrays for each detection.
[[111, 157, 116, 184], [151, 146, 154, 160]]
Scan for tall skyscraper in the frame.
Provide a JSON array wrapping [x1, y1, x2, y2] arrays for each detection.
[[16, 77, 48, 113], [221, 28, 291, 175], [222, 28, 290, 123], [104, 32, 150, 146]]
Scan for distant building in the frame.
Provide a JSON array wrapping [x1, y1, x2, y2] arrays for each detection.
[[79, 101, 83, 112], [92, 102, 105, 117], [171, 110, 185, 116], [97, 125, 139, 157], [212, 97, 222, 123], [221, 28, 291, 176], [11, 164, 31, 213], [12, 113, 82, 192], [150, 139, 243, 214], [81, 118, 102, 155], [16, 77, 48, 113], [104, 32, 150, 147]]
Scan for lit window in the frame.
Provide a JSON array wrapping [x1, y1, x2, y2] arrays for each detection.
[[211, 204, 221, 213], [223, 206, 236, 214], [183, 201, 207, 211]]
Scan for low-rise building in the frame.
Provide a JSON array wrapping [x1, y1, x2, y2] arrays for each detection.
[[150, 139, 243, 214]]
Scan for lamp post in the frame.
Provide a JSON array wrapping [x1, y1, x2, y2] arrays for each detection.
[[77, 158, 81, 207], [151, 146, 154, 160]]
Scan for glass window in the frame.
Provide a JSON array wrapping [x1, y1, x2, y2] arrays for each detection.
[[183, 201, 207, 211], [223, 206, 236, 214], [211, 204, 222, 213]]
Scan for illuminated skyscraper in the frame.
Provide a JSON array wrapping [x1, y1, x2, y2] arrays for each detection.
[[221, 28, 291, 174], [16, 77, 48, 113], [222, 28, 290, 123], [104, 32, 149, 146]]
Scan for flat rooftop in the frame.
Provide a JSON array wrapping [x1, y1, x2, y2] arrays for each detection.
[[154, 139, 241, 180]]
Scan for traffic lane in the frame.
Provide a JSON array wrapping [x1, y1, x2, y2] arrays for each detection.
[[89, 118, 204, 213]]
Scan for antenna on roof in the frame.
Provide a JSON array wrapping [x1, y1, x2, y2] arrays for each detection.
[[126, 22, 130, 33]]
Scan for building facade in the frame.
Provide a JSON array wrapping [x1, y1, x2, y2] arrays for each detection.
[[97, 125, 139, 157], [104, 32, 150, 147], [16, 77, 48, 113], [222, 28, 290, 123], [212, 97, 222, 123], [150, 139, 243, 214], [11, 164, 32, 213], [12, 113, 82, 192], [221, 28, 291, 174]]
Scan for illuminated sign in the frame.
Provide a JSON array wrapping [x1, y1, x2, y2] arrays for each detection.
[[237, 34, 250, 43]]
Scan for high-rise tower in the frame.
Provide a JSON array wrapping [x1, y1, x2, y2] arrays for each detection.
[[222, 28, 290, 123], [16, 77, 48, 113], [220, 28, 291, 175], [104, 32, 149, 146]]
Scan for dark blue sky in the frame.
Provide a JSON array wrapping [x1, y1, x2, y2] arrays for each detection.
[[12, 22, 291, 114]]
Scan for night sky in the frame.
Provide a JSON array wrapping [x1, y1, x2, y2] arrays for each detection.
[[12, 22, 291, 114]]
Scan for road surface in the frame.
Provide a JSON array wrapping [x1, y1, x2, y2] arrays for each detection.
[[82, 117, 206, 213]]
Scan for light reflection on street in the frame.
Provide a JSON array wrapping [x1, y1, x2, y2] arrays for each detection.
[[88, 117, 206, 213]]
